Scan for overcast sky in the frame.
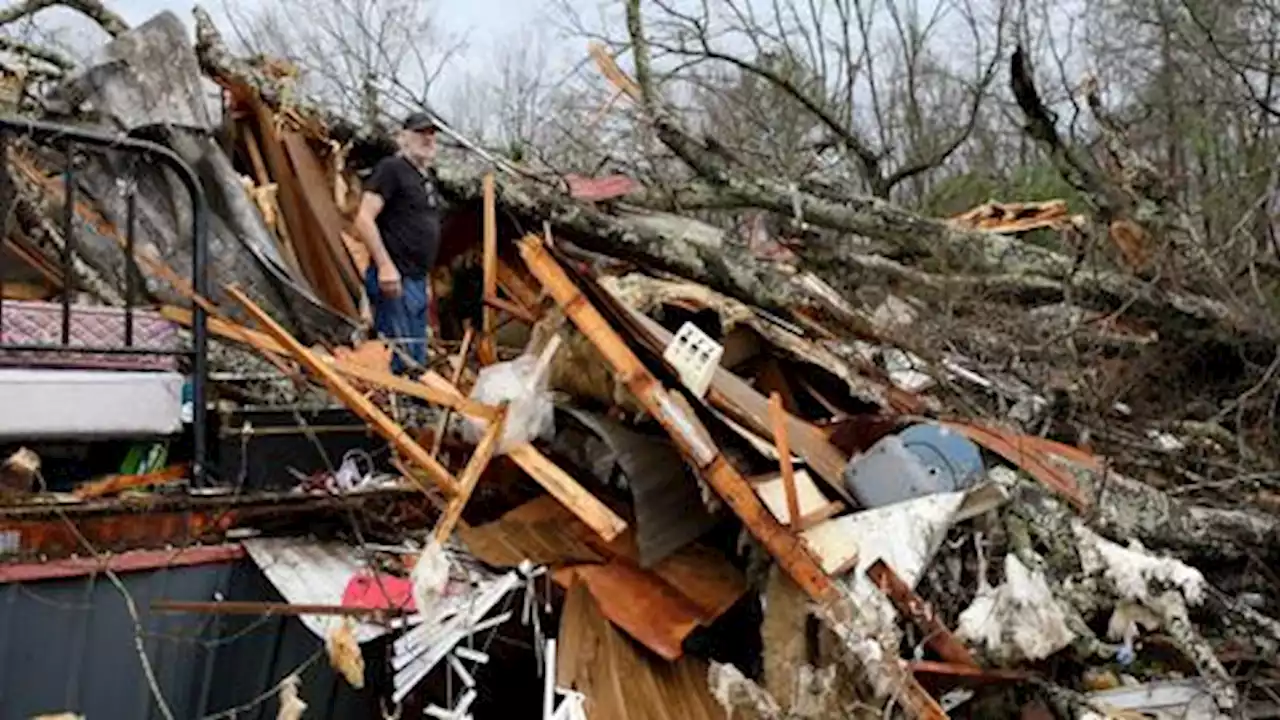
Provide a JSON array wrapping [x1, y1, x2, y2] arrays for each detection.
[[116, 0, 552, 37], [95, 0, 591, 105]]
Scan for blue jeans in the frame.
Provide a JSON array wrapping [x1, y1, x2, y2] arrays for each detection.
[[365, 266, 429, 374]]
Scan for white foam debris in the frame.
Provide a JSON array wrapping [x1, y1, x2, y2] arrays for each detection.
[[957, 554, 1077, 663]]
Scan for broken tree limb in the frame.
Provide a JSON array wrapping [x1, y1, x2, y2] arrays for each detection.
[[615, 1, 1271, 347], [224, 284, 461, 498], [0, 35, 73, 73], [1025, 452, 1280, 561], [0, 0, 129, 36]]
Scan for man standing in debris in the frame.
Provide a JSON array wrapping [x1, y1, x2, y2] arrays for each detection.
[[354, 111, 444, 374]]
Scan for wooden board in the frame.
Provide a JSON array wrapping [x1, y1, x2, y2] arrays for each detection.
[[626, 306, 852, 501], [752, 469, 842, 528], [799, 515, 861, 577], [519, 235, 838, 604], [245, 95, 356, 317], [506, 442, 627, 543], [557, 582, 726, 720], [566, 562, 703, 661], [461, 495, 747, 660], [281, 131, 362, 296], [224, 285, 457, 497]]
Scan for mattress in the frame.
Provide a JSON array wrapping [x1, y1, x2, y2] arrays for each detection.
[[0, 300, 180, 371], [0, 368, 184, 439]]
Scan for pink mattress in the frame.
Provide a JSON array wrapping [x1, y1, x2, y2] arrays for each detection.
[[0, 300, 180, 371]]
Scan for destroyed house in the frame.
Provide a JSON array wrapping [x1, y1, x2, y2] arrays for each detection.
[[0, 8, 1277, 720]]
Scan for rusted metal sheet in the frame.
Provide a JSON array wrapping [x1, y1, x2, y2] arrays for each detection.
[[0, 488, 427, 562], [0, 544, 244, 583]]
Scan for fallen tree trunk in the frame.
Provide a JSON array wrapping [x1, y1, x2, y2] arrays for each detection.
[[618, 0, 1269, 349]]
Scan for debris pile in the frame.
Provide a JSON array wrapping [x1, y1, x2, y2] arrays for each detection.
[[2, 8, 1279, 720]]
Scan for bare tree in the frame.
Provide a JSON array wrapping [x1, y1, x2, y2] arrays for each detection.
[[223, 0, 467, 124], [557, 0, 1010, 203]]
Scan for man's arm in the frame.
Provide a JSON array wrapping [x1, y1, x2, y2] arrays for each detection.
[[355, 164, 402, 297]]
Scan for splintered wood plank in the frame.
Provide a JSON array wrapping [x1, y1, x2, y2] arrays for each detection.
[[224, 284, 459, 497], [625, 307, 851, 501], [557, 581, 725, 720], [160, 305, 494, 418], [568, 562, 703, 661], [798, 515, 860, 577], [495, 258, 541, 310], [482, 172, 497, 335], [505, 443, 628, 543], [432, 406, 507, 544], [246, 96, 356, 317], [645, 542, 749, 622], [768, 392, 801, 529], [867, 559, 978, 668], [430, 324, 476, 459], [752, 469, 841, 529], [282, 132, 362, 298]]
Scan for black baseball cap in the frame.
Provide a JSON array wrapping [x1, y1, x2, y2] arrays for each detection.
[[403, 111, 438, 132]]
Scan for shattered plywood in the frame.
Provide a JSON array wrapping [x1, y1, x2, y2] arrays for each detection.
[[752, 469, 842, 529], [557, 581, 726, 720]]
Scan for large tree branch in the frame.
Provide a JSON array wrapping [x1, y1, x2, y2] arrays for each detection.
[[1009, 45, 1116, 218], [0, 0, 128, 37], [646, 39, 885, 189], [619, 12, 1271, 346], [0, 34, 72, 72]]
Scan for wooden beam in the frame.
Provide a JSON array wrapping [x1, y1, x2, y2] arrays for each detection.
[[506, 443, 627, 543], [485, 295, 539, 325], [433, 406, 507, 544], [329, 356, 499, 422], [495, 258, 541, 309], [769, 391, 802, 531], [430, 324, 476, 459], [867, 559, 978, 668], [160, 305, 498, 421], [224, 284, 460, 497], [482, 172, 498, 335]]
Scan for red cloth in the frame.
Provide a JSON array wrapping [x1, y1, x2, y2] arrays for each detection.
[[342, 572, 416, 611]]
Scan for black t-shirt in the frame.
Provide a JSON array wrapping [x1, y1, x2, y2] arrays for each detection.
[[365, 155, 443, 278]]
